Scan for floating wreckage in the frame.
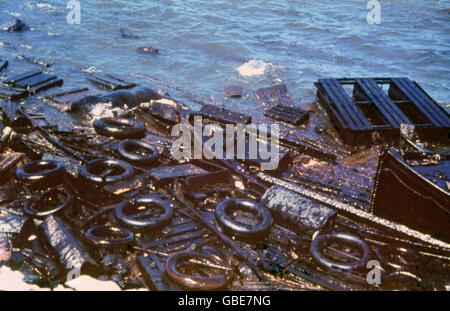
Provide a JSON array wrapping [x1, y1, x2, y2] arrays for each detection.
[[315, 78, 449, 145], [0, 67, 449, 291]]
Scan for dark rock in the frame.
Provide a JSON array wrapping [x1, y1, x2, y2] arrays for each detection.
[[1, 19, 28, 32], [149, 99, 179, 124], [224, 85, 243, 98], [137, 46, 159, 54], [254, 84, 293, 108], [264, 104, 309, 126], [71, 87, 161, 113], [133, 87, 161, 103], [119, 28, 141, 39]]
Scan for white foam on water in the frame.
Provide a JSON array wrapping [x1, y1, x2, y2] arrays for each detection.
[[36, 3, 57, 11], [3, 11, 21, 17], [90, 102, 127, 119], [236, 60, 273, 77]]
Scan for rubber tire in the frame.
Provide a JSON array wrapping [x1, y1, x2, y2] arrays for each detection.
[[93, 117, 145, 139], [16, 160, 65, 186], [165, 251, 231, 290], [115, 196, 174, 229], [23, 189, 74, 219], [84, 225, 134, 248], [117, 139, 159, 166], [78, 158, 134, 184], [310, 232, 371, 271], [215, 198, 273, 241]]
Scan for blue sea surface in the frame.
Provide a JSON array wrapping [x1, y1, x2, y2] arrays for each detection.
[[0, 0, 449, 110]]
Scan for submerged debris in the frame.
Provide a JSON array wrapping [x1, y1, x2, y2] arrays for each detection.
[[1, 19, 28, 32], [0, 68, 448, 291]]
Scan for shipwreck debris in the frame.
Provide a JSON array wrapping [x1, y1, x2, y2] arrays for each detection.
[[315, 78, 450, 145], [93, 117, 146, 139], [371, 148, 450, 241], [84, 225, 134, 248], [164, 250, 232, 290], [114, 195, 175, 230], [6, 71, 63, 95], [116, 139, 159, 166], [78, 158, 134, 184], [136, 46, 159, 54], [254, 84, 294, 109], [86, 72, 137, 91], [16, 160, 65, 188], [224, 85, 243, 98], [215, 198, 273, 241], [309, 232, 371, 271], [190, 104, 252, 125], [44, 88, 99, 112], [23, 189, 74, 219], [261, 185, 336, 234], [1, 19, 28, 32], [264, 104, 309, 126], [0, 59, 8, 72]]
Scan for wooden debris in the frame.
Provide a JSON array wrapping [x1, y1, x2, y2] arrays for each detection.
[[86, 72, 137, 91]]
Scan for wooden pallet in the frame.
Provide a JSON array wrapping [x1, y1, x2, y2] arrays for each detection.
[[315, 78, 450, 145]]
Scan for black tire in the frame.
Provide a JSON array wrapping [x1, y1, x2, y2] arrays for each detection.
[[23, 189, 74, 219], [93, 117, 145, 139], [78, 158, 134, 184], [215, 198, 273, 241], [16, 160, 65, 187], [310, 232, 371, 271], [165, 251, 231, 290], [115, 196, 174, 229], [117, 139, 159, 166], [84, 225, 134, 248]]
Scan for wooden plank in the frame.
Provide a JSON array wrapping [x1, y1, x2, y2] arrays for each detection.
[[318, 79, 358, 130], [264, 104, 309, 125], [328, 79, 370, 130], [138, 229, 208, 249], [365, 78, 411, 125], [6, 71, 41, 84], [401, 78, 449, 127], [15, 73, 57, 89], [29, 78, 63, 94], [355, 78, 409, 128], [155, 237, 210, 253], [86, 72, 136, 91], [391, 78, 443, 127]]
